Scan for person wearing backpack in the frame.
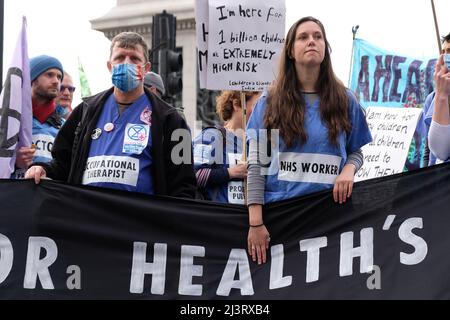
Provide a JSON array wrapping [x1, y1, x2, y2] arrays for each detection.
[[193, 90, 260, 204]]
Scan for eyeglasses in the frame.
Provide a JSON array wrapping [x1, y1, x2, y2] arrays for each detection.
[[60, 85, 76, 93]]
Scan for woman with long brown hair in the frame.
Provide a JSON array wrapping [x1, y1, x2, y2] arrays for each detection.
[[246, 17, 372, 264]]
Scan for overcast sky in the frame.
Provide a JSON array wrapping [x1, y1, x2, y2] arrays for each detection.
[[3, 0, 450, 105], [285, 0, 450, 86], [3, 0, 115, 105]]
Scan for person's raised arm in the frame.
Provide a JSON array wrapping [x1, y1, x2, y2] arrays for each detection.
[[429, 55, 450, 160], [432, 55, 450, 125]]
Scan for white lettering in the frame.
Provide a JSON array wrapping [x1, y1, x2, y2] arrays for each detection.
[[0, 234, 13, 284], [129, 242, 167, 295], [23, 237, 58, 289], [340, 229, 374, 277], [217, 249, 254, 296], [300, 237, 328, 283], [398, 218, 428, 265], [269, 245, 292, 289], [179, 245, 205, 296]]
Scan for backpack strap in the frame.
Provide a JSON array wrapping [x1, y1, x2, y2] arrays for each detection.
[[202, 125, 226, 151]]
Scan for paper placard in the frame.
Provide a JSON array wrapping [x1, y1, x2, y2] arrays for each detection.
[[203, 0, 285, 91], [356, 107, 422, 182]]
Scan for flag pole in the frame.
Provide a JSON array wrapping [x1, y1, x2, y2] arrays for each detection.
[[241, 92, 247, 162], [431, 0, 442, 54], [241, 91, 247, 205], [347, 25, 359, 88], [0, 0, 4, 87]]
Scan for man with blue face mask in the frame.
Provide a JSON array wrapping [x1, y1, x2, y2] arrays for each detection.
[[25, 32, 197, 198]]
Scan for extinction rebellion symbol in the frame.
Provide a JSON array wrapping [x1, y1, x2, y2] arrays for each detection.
[[127, 125, 147, 142]]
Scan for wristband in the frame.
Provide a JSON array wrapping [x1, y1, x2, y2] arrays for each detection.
[[249, 223, 264, 228]]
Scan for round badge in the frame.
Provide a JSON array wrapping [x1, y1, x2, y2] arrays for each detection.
[[91, 128, 102, 140], [104, 123, 115, 132]]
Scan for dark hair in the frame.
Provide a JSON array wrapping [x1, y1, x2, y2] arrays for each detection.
[[110, 32, 149, 62], [264, 16, 351, 148], [216, 90, 260, 122], [442, 32, 450, 44]]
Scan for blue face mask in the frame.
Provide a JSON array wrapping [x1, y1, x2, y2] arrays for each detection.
[[111, 63, 144, 92]]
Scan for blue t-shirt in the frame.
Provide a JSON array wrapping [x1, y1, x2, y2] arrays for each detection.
[[82, 94, 154, 195], [193, 127, 245, 204], [247, 91, 372, 204]]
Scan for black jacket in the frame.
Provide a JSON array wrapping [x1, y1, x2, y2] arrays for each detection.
[[40, 87, 197, 199]]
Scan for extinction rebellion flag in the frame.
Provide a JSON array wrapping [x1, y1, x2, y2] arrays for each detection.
[[0, 17, 32, 178]]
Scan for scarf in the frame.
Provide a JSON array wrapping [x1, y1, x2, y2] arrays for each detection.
[[32, 99, 56, 123]]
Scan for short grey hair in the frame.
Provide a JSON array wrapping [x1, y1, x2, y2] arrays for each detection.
[[110, 32, 149, 62]]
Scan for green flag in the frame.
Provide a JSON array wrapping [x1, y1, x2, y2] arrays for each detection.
[[78, 57, 91, 98]]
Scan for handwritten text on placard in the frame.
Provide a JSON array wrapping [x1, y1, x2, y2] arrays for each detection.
[[356, 107, 422, 182]]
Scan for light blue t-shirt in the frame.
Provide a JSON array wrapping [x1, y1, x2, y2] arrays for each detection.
[[247, 91, 372, 204], [82, 94, 154, 195], [11, 117, 61, 179]]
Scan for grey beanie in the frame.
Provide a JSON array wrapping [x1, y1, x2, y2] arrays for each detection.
[[144, 72, 165, 95]]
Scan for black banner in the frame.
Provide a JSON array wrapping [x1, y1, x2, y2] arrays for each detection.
[[1, 163, 450, 300]]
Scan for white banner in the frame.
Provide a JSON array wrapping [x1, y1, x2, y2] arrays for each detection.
[[356, 107, 422, 182], [195, 0, 209, 89], [205, 0, 285, 91]]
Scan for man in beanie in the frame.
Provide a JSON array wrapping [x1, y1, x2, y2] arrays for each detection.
[[25, 32, 196, 198], [13, 55, 64, 178], [144, 71, 165, 98]]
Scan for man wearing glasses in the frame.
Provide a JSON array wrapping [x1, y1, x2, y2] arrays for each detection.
[[55, 72, 76, 120], [12, 55, 64, 179]]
